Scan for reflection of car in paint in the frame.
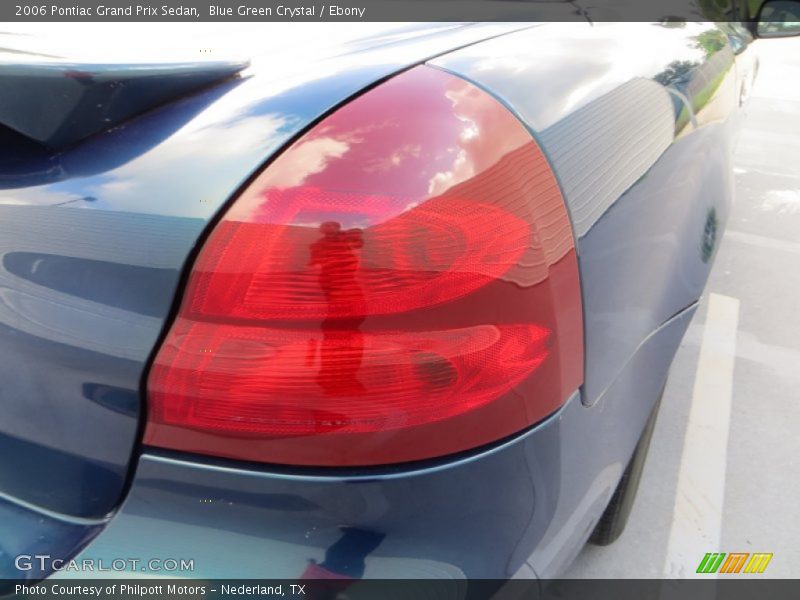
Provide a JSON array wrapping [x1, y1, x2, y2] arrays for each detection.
[[0, 9, 788, 586]]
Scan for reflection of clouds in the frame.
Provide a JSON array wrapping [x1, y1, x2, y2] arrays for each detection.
[[95, 180, 134, 195], [0, 187, 77, 207], [467, 54, 533, 76], [259, 136, 349, 188], [85, 112, 293, 217], [428, 80, 524, 196], [428, 149, 470, 196], [363, 143, 422, 173], [259, 118, 407, 187], [185, 113, 291, 158]]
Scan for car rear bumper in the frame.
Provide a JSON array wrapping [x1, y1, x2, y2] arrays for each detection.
[[49, 305, 695, 582]]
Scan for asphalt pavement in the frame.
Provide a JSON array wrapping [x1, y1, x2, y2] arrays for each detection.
[[564, 36, 800, 579]]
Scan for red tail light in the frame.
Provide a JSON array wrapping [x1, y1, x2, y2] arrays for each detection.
[[145, 66, 583, 466]]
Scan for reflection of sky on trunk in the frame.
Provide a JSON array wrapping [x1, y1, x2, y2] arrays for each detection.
[[0, 22, 526, 217], [0, 23, 464, 64], [434, 22, 713, 130]]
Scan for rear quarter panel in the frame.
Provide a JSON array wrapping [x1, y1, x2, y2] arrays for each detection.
[[431, 21, 737, 405]]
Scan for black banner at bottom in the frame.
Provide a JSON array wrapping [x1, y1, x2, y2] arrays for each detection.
[[3, 579, 800, 600]]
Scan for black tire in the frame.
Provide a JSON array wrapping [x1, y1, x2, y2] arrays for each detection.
[[589, 393, 662, 546]]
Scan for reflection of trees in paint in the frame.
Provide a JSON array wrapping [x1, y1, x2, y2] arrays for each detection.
[[654, 60, 700, 86], [693, 29, 729, 57], [654, 28, 734, 132], [655, 60, 701, 126]]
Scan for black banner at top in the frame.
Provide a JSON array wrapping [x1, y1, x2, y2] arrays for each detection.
[[1, 0, 757, 23]]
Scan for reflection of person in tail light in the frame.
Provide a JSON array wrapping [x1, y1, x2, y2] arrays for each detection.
[[310, 221, 366, 397]]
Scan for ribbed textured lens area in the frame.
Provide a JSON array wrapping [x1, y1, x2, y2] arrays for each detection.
[[144, 65, 583, 466], [150, 321, 549, 435]]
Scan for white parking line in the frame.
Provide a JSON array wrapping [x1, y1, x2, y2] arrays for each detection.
[[662, 293, 740, 578]]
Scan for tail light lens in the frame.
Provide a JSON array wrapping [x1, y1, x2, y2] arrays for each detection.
[[145, 66, 583, 466]]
